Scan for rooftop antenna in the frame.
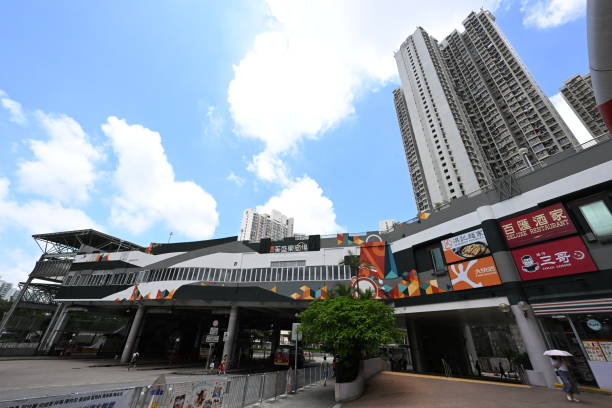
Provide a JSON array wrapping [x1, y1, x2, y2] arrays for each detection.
[[167, 232, 174, 243]]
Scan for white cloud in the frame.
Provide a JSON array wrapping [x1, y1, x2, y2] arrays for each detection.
[[0, 176, 99, 234], [521, 0, 586, 29], [256, 176, 343, 234], [16, 111, 103, 203], [0, 248, 39, 286], [102, 117, 219, 239], [226, 171, 245, 186], [550, 93, 593, 144], [0, 90, 27, 125], [203, 106, 224, 139], [228, 0, 502, 183], [247, 151, 291, 185]]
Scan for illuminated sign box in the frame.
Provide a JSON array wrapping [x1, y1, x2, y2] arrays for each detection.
[[499, 203, 577, 248], [441, 228, 490, 264], [511, 236, 597, 281], [448, 256, 502, 291]]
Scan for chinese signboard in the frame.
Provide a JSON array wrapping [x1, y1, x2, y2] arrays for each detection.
[[511, 236, 596, 281], [441, 228, 490, 264], [269, 242, 308, 253], [499, 203, 577, 248], [448, 256, 502, 291]]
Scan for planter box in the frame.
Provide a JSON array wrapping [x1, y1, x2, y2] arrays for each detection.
[[335, 358, 388, 402]]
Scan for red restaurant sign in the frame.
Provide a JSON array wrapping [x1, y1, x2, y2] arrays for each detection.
[[511, 236, 597, 281], [499, 203, 576, 248]]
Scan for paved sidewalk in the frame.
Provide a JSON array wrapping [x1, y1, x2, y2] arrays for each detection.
[[344, 372, 612, 407], [259, 380, 337, 408]]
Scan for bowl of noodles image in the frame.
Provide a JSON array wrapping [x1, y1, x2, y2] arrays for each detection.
[[454, 242, 490, 259]]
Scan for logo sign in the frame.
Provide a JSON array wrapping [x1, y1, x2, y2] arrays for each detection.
[[441, 228, 490, 264], [448, 256, 502, 291], [499, 203, 577, 248], [587, 319, 603, 331], [270, 242, 308, 253], [209, 327, 218, 335], [511, 236, 596, 281]]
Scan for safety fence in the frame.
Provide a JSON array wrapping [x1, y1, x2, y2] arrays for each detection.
[[0, 365, 327, 408]]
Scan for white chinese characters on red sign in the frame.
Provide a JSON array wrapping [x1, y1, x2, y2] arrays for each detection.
[[500, 203, 576, 248], [512, 236, 596, 281]]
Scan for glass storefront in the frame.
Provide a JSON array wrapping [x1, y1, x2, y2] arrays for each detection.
[[539, 313, 612, 389]]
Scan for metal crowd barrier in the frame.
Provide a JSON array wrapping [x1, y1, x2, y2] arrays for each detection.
[[0, 365, 327, 408]]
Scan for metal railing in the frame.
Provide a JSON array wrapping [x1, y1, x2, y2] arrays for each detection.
[[224, 366, 323, 408], [0, 366, 327, 408]]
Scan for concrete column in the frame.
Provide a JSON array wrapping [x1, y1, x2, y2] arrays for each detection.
[[222, 305, 239, 364], [45, 305, 71, 352], [511, 305, 557, 387], [121, 305, 145, 363], [269, 323, 281, 363], [407, 317, 425, 372]]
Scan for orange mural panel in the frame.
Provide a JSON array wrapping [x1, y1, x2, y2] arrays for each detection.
[[358, 242, 386, 279], [447, 256, 502, 291]]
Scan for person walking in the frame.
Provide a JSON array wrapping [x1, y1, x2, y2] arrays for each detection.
[[128, 351, 140, 371], [321, 356, 330, 386], [498, 361, 506, 381], [551, 356, 580, 402], [218, 354, 228, 375]]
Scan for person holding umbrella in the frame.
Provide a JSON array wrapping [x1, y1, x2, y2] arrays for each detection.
[[544, 350, 580, 402]]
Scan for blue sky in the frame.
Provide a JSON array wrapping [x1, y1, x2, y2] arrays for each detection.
[[0, 0, 589, 284]]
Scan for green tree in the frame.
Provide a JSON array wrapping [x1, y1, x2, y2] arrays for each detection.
[[298, 292, 402, 382]]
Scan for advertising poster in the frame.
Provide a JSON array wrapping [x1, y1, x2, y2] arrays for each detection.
[[441, 228, 490, 264], [189, 381, 224, 408], [582, 340, 607, 362], [158, 381, 225, 408], [598, 341, 612, 362], [448, 256, 502, 291], [499, 203, 577, 248], [0, 389, 135, 408], [511, 236, 597, 281]]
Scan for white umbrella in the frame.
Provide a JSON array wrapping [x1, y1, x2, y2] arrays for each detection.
[[543, 350, 573, 357]]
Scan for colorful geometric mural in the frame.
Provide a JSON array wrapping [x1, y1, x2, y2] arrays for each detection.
[[114, 284, 176, 301], [407, 270, 420, 297], [290, 285, 328, 300], [358, 241, 398, 280], [337, 233, 365, 246]]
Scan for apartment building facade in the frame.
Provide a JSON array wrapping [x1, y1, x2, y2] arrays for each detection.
[[394, 10, 577, 211], [238, 208, 294, 242], [561, 73, 609, 138]]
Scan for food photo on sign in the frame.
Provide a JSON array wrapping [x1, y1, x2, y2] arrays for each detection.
[[441, 228, 490, 264], [511, 236, 597, 281]]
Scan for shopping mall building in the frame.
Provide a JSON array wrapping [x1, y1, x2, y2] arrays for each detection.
[[1, 136, 612, 391]]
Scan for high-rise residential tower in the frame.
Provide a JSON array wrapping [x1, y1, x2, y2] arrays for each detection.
[[0, 280, 13, 300], [394, 10, 577, 211], [239, 208, 294, 242], [561, 73, 609, 138]]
